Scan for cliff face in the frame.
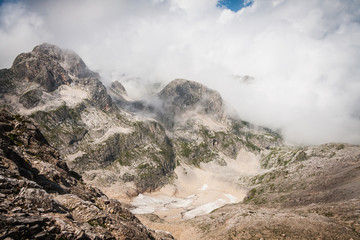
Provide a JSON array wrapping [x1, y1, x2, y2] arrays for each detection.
[[0, 43, 282, 196], [154, 79, 282, 166], [0, 109, 174, 240], [8, 43, 111, 110], [157, 79, 226, 128], [0, 44, 176, 194]]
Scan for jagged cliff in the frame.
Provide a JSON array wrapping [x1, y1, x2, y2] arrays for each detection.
[[0, 44, 176, 195], [0, 109, 174, 239], [154, 78, 282, 166], [0, 43, 281, 197]]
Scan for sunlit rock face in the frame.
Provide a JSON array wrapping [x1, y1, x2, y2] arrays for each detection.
[[0, 43, 282, 205], [157, 79, 226, 128], [0, 44, 177, 195], [2, 43, 112, 111], [0, 109, 174, 240], [154, 78, 282, 167]]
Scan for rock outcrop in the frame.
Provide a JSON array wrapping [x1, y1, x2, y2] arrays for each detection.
[[157, 79, 225, 128], [6, 43, 112, 111], [0, 44, 176, 194], [108, 81, 128, 101], [177, 143, 360, 239], [153, 79, 282, 166], [0, 43, 282, 196], [0, 109, 174, 239]]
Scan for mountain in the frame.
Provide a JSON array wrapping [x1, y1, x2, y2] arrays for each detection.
[[155, 78, 282, 166], [1, 43, 359, 239], [0, 43, 176, 196], [0, 109, 173, 239], [172, 143, 360, 239], [0, 43, 280, 197]]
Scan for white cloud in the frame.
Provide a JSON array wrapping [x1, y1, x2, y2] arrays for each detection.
[[0, 0, 359, 145]]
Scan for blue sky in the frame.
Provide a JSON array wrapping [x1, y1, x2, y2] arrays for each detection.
[[0, 0, 14, 5], [0, 0, 253, 11], [217, 0, 253, 12]]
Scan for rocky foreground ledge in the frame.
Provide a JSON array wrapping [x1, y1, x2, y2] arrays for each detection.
[[0, 109, 173, 240]]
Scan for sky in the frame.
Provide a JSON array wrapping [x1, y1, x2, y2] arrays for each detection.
[[217, 0, 253, 12], [0, 0, 359, 145]]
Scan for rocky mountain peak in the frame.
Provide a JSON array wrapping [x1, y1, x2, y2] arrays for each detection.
[[157, 79, 225, 128], [11, 43, 98, 92], [1, 43, 112, 111], [108, 80, 128, 100]]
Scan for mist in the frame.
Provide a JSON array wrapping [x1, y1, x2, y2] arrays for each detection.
[[0, 0, 359, 145]]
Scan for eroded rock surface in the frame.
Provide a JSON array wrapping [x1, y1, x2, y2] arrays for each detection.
[[0, 109, 173, 240], [0, 44, 177, 194]]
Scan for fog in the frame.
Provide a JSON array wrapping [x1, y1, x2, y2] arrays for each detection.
[[0, 0, 359, 145]]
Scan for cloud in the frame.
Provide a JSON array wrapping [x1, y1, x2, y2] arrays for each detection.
[[0, 0, 359, 145]]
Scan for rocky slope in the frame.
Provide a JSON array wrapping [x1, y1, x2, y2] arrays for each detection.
[[137, 143, 360, 239], [156, 79, 282, 166], [0, 43, 176, 195], [194, 143, 360, 239], [0, 43, 281, 198], [110, 78, 282, 167], [1, 43, 359, 239], [0, 109, 174, 239]]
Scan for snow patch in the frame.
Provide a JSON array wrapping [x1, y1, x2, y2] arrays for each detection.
[[58, 85, 88, 107], [198, 184, 209, 191], [3, 85, 88, 115], [66, 151, 85, 162], [224, 193, 238, 203], [131, 194, 196, 215], [93, 126, 132, 144], [129, 149, 262, 221], [177, 111, 227, 131], [182, 198, 227, 219]]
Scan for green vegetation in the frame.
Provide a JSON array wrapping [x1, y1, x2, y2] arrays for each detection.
[[244, 188, 257, 203], [250, 171, 278, 185], [244, 139, 261, 152], [137, 163, 150, 169], [199, 224, 211, 233], [14, 114, 23, 122], [180, 142, 191, 157], [29, 104, 87, 148], [7, 132, 23, 146], [200, 126, 213, 138], [295, 151, 307, 162], [87, 219, 106, 228], [221, 138, 234, 148], [336, 144, 345, 150], [177, 139, 216, 167], [117, 155, 132, 166], [324, 211, 334, 217], [262, 147, 308, 168], [263, 127, 283, 141]]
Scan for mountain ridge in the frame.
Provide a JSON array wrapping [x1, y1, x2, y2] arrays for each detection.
[[1, 43, 359, 239], [0, 108, 174, 239], [0, 43, 281, 197]]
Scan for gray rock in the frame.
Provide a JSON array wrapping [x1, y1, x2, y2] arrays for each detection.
[[0, 109, 172, 240], [158, 79, 225, 128], [19, 89, 43, 109]]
